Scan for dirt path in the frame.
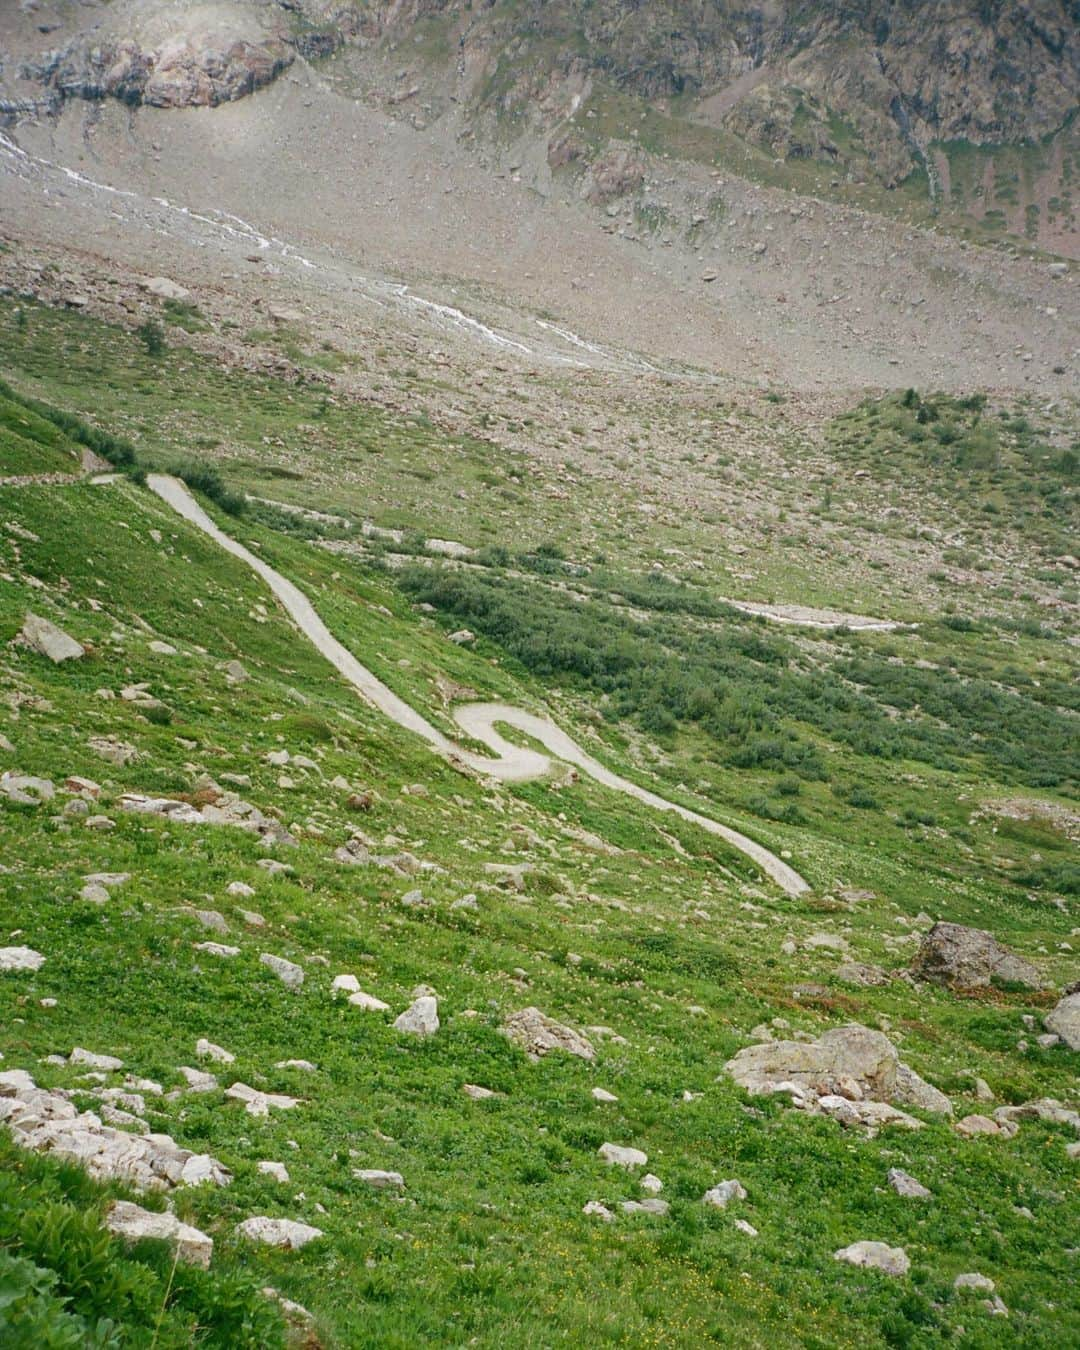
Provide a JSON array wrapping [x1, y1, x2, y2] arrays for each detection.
[[148, 474, 810, 895]]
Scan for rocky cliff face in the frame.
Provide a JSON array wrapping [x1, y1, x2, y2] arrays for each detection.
[[362, 1, 1079, 184], [3, 1, 354, 112]]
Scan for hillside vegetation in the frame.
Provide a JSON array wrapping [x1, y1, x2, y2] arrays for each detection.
[[1, 342, 1078, 1344]]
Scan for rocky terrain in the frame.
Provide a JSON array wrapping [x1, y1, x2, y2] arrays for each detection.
[[0, 2, 1077, 1347]]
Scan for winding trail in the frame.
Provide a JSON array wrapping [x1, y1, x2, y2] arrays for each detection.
[[148, 475, 810, 896]]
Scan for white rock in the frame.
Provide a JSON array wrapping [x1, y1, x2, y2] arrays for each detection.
[[69, 1047, 122, 1071], [226, 881, 256, 898], [640, 1174, 663, 1194], [148, 641, 177, 656], [583, 1200, 615, 1221], [353, 1169, 405, 1189], [260, 953, 304, 989], [195, 1039, 235, 1064], [20, 612, 84, 663], [461, 1083, 498, 1100], [0, 772, 54, 805], [105, 1200, 212, 1268], [621, 1198, 669, 1216], [236, 1216, 322, 1250], [598, 1142, 647, 1168], [348, 990, 391, 1012], [224, 1082, 300, 1116], [703, 1179, 747, 1209], [276, 1060, 317, 1072], [258, 1161, 290, 1184], [80, 884, 111, 904], [592, 1087, 619, 1103], [178, 1066, 218, 1093], [734, 1219, 759, 1237], [888, 1168, 931, 1199], [834, 1241, 910, 1276], [192, 910, 229, 933], [331, 974, 361, 995], [393, 995, 439, 1036], [0, 946, 45, 973], [144, 276, 191, 301], [179, 1154, 230, 1186], [954, 1272, 995, 1293], [194, 942, 240, 958]]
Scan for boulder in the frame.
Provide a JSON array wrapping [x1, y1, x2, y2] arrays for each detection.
[[19, 613, 84, 663], [393, 995, 439, 1036], [236, 1216, 322, 1250], [503, 1007, 595, 1061], [834, 1241, 910, 1276], [1044, 990, 1080, 1050], [910, 923, 1043, 990], [723, 1024, 950, 1122], [105, 1200, 212, 1268]]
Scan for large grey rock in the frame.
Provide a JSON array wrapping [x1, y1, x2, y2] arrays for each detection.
[[105, 1200, 212, 1268], [1044, 990, 1080, 1050], [911, 923, 1043, 990], [393, 995, 439, 1036], [834, 1241, 910, 1276], [723, 1024, 950, 1121], [20, 613, 84, 663], [503, 1007, 595, 1061], [236, 1216, 322, 1250]]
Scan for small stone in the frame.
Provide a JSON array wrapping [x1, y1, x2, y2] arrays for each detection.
[[640, 1174, 663, 1194], [332, 974, 360, 995], [887, 1169, 931, 1199], [179, 1066, 219, 1093], [956, 1114, 1000, 1137], [393, 995, 439, 1036], [703, 1179, 747, 1209], [236, 1216, 322, 1250], [353, 1169, 405, 1189], [734, 1219, 759, 1237], [598, 1142, 647, 1168], [592, 1087, 618, 1103], [227, 881, 255, 898], [69, 1047, 122, 1071], [348, 990, 391, 1012], [257, 1161, 290, 1184], [834, 1241, 910, 1276], [621, 1198, 669, 1216], [192, 910, 229, 934], [0, 946, 45, 973], [196, 1039, 235, 1064], [954, 1272, 995, 1293], [583, 1200, 614, 1221], [106, 1201, 212, 1268], [260, 953, 304, 989], [276, 1060, 317, 1072], [194, 942, 240, 958], [462, 1083, 499, 1100], [79, 883, 110, 904]]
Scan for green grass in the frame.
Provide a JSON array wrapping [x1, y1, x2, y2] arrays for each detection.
[[1, 444, 1077, 1345]]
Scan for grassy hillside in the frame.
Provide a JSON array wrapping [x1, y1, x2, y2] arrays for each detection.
[[2, 375, 1077, 1344]]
